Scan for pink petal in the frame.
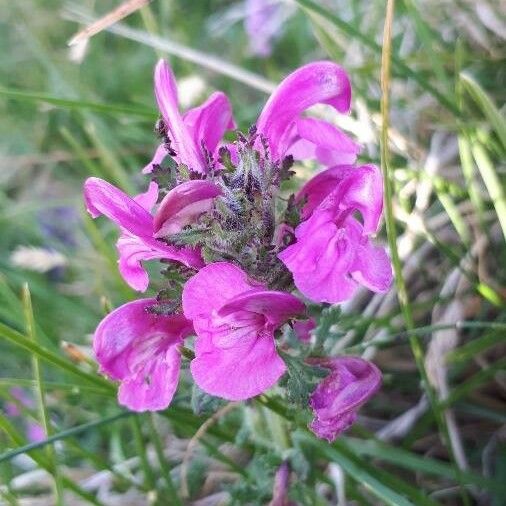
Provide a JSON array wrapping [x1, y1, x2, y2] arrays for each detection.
[[83, 177, 154, 238], [118, 345, 182, 412], [350, 238, 393, 293], [154, 60, 205, 172], [293, 318, 316, 342], [298, 164, 383, 233], [294, 117, 361, 166], [134, 181, 159, 211], [182, 262, 263, 320], [278, 212, 358, 303], [184, 92, 236, 156], [309, 356, 381, 441], [93, 298, 193, 411], [256, 61, 352, 158], [117, 233, 204, 292], [218, 290, 304, 328], [190, 327, 286, 400], [153, 180, 222, 236], [142, 143, 169, 174]]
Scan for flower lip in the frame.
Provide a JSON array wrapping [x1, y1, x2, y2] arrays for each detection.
[[153, 179, 222, 235]]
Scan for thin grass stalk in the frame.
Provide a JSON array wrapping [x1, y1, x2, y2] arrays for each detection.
[[21, 284, 64, 506], [131, 416, 156, 491], [147, 414, 183, 506], [380, 3, 471, 504]]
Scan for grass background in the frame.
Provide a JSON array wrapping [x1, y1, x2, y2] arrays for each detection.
[[0, 0, 505, 504]]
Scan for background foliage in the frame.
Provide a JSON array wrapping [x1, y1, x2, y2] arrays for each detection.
[[0, 0, 505, 504]]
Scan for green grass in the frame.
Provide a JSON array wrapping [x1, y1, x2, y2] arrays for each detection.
[[0, 0, 505, 504]]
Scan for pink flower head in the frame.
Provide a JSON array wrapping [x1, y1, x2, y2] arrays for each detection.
[[182, 262, 305, 400], [144, 60, 236, 174], [278, 164, 392, 303], [309, 356, 381, 442], [256, 61, 361, 165], [84, 177, 222, 291], [94, 298, 193, 411]]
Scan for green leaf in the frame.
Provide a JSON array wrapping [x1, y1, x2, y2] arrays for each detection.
[[460, 72, 506, 152]]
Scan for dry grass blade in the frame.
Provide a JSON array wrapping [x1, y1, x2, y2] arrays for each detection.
[[68, 0, 152, 46]]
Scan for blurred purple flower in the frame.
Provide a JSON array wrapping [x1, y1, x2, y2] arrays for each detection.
[[245, 0, 288, 57], [144, 60, 236, 175], [83, 178, 222, 291], [269, 461, 296, 506], [278, 164, 392, 303], [182, 262, 305, 400], [93, 298, 193, 411], [309, 356, 381, 441], [5, 387, 45, 443]]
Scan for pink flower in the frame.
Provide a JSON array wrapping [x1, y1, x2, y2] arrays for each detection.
[[309, 356, 382, 442], [84, 177, 221, 291], [256, 61, 361, 165], [144, 60, 236, 174], [93, 298, 193, 411], [182, 262, 305, 400], [278, 164, 392, 303]]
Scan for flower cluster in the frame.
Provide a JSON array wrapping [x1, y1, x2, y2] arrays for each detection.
[[84, 60, 392, 441]]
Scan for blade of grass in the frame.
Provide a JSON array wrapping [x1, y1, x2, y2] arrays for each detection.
[[379, 4, 471, 504], [22, 284, 64, 506], [147, 414, 183, 505], [0, 87, 156, 118], [471, 139, 506, 242], [0, 321, 114, 392], [0, 411, 132, 464], [295, 0, 460, 115], [131, 416, 155, 490], [447, 330, 504, 363], [297, 434, 424, 506], [343, 437, 503, 494], [63, 6, 276, 94], [460, 72, 506, 151], [441, 357, 506, 408], [0, 413, 104, 505]]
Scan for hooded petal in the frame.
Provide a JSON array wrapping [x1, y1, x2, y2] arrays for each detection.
[[182, 262, 263, 320], [153, 180, 222, 236], [309, 356, 381, 441], [256, 61, 352, 158], [298, 164, 383, 233], [292, 117, 361, 166], [93, 298, 193, 411], [190, 326, 286, 400], [184, 92, 236, 155], [154, 60, 205, 172], [83, 177, 153, 238]]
